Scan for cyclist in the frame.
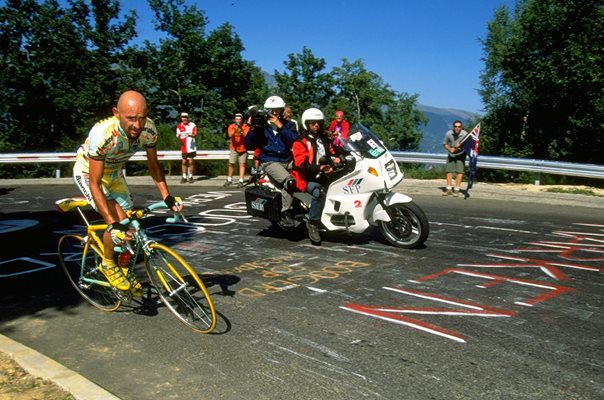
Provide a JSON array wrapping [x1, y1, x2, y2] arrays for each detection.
[[73, 90, 183, 294]]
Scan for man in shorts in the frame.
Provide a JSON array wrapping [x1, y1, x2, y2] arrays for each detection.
[[176, 112, 197, 183], [73, 90, 183, 294], [224, 113, 250, 187], [442, 120, 468, 197]]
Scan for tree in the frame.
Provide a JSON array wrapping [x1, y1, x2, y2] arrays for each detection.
[[332, 59, 425, 150], [274, 47, 335, 118], [142, 0, 267, 149], [480, 0, 604, 163], [0, 0, 136, 156]]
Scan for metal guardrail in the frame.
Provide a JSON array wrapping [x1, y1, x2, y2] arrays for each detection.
[[1, 150, 603, 183], [390, 152, 604, 182]]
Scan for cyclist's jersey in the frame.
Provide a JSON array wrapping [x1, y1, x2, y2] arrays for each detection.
[[74, 116, 158, 181], [73, 116, 158, 212]]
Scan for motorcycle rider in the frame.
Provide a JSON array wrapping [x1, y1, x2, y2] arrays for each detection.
[[244, 95, 299, 226], [292, 108, 345, 243]]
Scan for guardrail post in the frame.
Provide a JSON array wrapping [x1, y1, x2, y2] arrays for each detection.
[[55, 167, 61, 179], [534, 172, 540, 186]]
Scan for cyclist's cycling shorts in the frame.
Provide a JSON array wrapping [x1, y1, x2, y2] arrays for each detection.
[[73, 165, 134, 212]]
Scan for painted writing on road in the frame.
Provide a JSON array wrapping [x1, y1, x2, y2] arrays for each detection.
[[341, 223, 604, 343], [221, 256, 370, 297]]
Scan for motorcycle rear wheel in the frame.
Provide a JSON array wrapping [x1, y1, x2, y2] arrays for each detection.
[[378, 202, 429, 248]]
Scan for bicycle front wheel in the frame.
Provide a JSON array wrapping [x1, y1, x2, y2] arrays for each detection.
[[57, 234, 121, 311], [144, 243, 216, 333]]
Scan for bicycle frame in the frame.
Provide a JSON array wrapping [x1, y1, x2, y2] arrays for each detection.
[[57, 196, 217, 333], [61, 199, 182, 289]]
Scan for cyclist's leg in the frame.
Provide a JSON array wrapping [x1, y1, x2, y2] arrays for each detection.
[[105, 176, 143, 295], [103, 174, 132, 258], [74, 167, 132, 290]]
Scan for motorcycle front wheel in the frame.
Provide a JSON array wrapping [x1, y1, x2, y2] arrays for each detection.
[[378, 202, 429, 249]]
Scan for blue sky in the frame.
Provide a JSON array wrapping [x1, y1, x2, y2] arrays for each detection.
[[132, 1, 513, 113]]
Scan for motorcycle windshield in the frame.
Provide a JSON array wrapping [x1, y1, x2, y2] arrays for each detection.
[[343, 124, 388, 159]]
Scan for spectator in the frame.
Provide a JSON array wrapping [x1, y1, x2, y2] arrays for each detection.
[[224, 113, 250, 187], [284, 106, 299, 131], [244, 95, 299, 226], [442, 120, 468, 197], [328, 110, 350, 146], [248, 148, 262, 185], [176, 112, 197, 183]]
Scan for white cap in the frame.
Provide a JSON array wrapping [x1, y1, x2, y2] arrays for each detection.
[[180, 112, 189, 117]]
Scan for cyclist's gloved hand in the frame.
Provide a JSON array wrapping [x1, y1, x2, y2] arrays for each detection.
[[107, 222, 129, 245], [164, 195, 183, 211]]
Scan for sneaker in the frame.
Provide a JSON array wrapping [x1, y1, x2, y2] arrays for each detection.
[[99, 261, 131, 291], [120, 267, 144, 298], [442, 189, 453, 196], [237, 181, 245, 188], [187, 176, 194, 183], [223, 180, 233, 187], [180, 177, 187, 184], [452, 189, 460, 197], [306, 220, 321, 243]]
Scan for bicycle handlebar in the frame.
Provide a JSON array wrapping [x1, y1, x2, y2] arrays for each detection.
[[143, 200, 188, 222], [120, 200, 189, 228], [167, 213, 189, 223], [113, 200, 188, 252]]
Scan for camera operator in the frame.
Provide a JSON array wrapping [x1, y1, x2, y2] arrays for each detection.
[[244, 95, 299, 226]]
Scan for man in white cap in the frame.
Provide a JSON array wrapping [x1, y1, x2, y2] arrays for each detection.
[[176, 112, 197, 183]]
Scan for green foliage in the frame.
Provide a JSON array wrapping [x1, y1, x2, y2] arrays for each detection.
[[0, 0, 426, 178], [274, 46, 336, 115], [480, 0, 604, 163], [399, 164, 444, 180], [274, 51, 425, 151]]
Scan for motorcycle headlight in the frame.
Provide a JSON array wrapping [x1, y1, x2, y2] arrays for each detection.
[[385, 159, 398, 180]]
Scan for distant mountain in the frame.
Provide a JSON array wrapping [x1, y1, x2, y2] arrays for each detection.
[[416, 104, 480, 153], [263, 71, 277, 88]]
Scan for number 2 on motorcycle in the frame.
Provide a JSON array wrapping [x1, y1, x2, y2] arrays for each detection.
[[354, 200, 362, 208]]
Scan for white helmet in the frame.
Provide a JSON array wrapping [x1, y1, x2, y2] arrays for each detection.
[[301, 108, 325, 130], [264, 95, 286, 109]]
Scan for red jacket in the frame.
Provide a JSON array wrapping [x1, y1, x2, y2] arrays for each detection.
[[328, 119, 350, 142], [291, 133, 341, 192]]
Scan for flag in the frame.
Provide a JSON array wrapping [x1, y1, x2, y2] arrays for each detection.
[[460, 122, 480, 199]]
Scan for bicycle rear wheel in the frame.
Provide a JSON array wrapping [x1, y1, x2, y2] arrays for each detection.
[[144, 243, 216, 333], [58, 234, 121, 311]]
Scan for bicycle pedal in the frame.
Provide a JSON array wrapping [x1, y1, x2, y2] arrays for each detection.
[[111, 287, 132, 302]]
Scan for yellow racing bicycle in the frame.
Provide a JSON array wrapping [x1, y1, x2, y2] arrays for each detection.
[[56, 197, 216, 334]]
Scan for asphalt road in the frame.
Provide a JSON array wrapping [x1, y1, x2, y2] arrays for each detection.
[[0, 178, 603, 400]]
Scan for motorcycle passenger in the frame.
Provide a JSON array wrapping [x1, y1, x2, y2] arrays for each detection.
[[292, 108, 345, 243], [244, 95, 299, 226]]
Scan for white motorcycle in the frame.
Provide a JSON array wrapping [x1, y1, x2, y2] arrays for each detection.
[[244, 123, 429, 248]]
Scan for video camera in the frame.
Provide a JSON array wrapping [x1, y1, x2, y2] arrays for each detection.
[[245, 105, 273, 128]]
